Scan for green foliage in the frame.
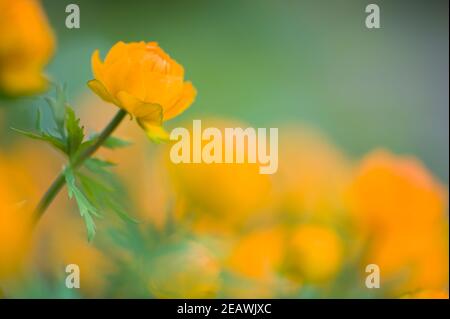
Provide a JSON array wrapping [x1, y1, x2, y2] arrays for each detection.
[[11, 127, 67, 153], [12, 84, 135, 241], [80, 158, 138, 224], [100, 135, 132, 149], [12, 85, 84, 158], [64, 167, 99, 242], [65, 107, 85, 158]]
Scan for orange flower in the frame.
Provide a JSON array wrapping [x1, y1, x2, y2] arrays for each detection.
[[275, 127, 352, 224], [348, 150, 446, 231], [227, 227, 285, 282], [347, 150, 449, 293], [0, 0, 55, 96], [88, 41, 196, 141], [285, 224, 343, 283], [166, 119, 273, 234], [224, 227, 287, 298]]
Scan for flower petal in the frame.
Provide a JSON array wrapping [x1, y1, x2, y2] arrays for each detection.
[[138, 123, 170, 143], [0, 67, 49, 96], [117, 90, 163, 126], [104, 41, 128, 65], [117, 91, 167, 142], [91, 50, 104, 80], [87, 79, 115, 104], [164, 82, 197, 121]]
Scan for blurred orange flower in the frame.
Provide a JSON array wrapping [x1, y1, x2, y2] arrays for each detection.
[[285, 224, 343, 283], [222, 227, 290, 298], [275, 128, 352, 224], [0, 0, 55, 96], [347, 150, 449, 293], [88, 41, 196, 141], [227, 227, 285, 282], [166, 119, 273, 234]]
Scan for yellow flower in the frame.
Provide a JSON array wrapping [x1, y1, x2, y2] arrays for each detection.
[[0, 0, 55, 96], [347, 150, 449, 293], [285, 224, 343, 283], [147, 241, 220, 298], [88, 41, 197, 141]]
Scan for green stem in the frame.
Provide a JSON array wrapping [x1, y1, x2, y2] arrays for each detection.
[[32, 109, 128, 225]]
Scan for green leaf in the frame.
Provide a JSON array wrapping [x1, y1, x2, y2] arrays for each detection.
[[77, 171, 138, 224], [11, 128, 66, 153], [84, 157, 117, 181], [88, 133, 131, 149], [64, 167, 101, 242], [103, 136, 132, 149], [65, 107, 84, 157], [85, 157, 115, 171], [13, 85, 88, 159], [77, 139, 95, 155], [107, 199, 139, 224]]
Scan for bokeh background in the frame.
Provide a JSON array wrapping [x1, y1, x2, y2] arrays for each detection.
[[0, 0, 448, 299]]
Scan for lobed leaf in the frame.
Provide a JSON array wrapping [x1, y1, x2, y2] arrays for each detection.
[[65, 107, 85, 158], [11, 128, 66, 154], [64, 167, 101, 241], [77, 168, 138, 224]]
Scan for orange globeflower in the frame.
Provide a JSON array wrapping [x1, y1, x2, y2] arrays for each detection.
[[224, 228, 287, 298], [275, 127, 352, 224], [88, 41, 197, 141], [0, 0, 55, 96], [347, 150, 449, 293], [166, 119, 273, 234], [227, 227, 285, 282], [285, 224, 343, 283]]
